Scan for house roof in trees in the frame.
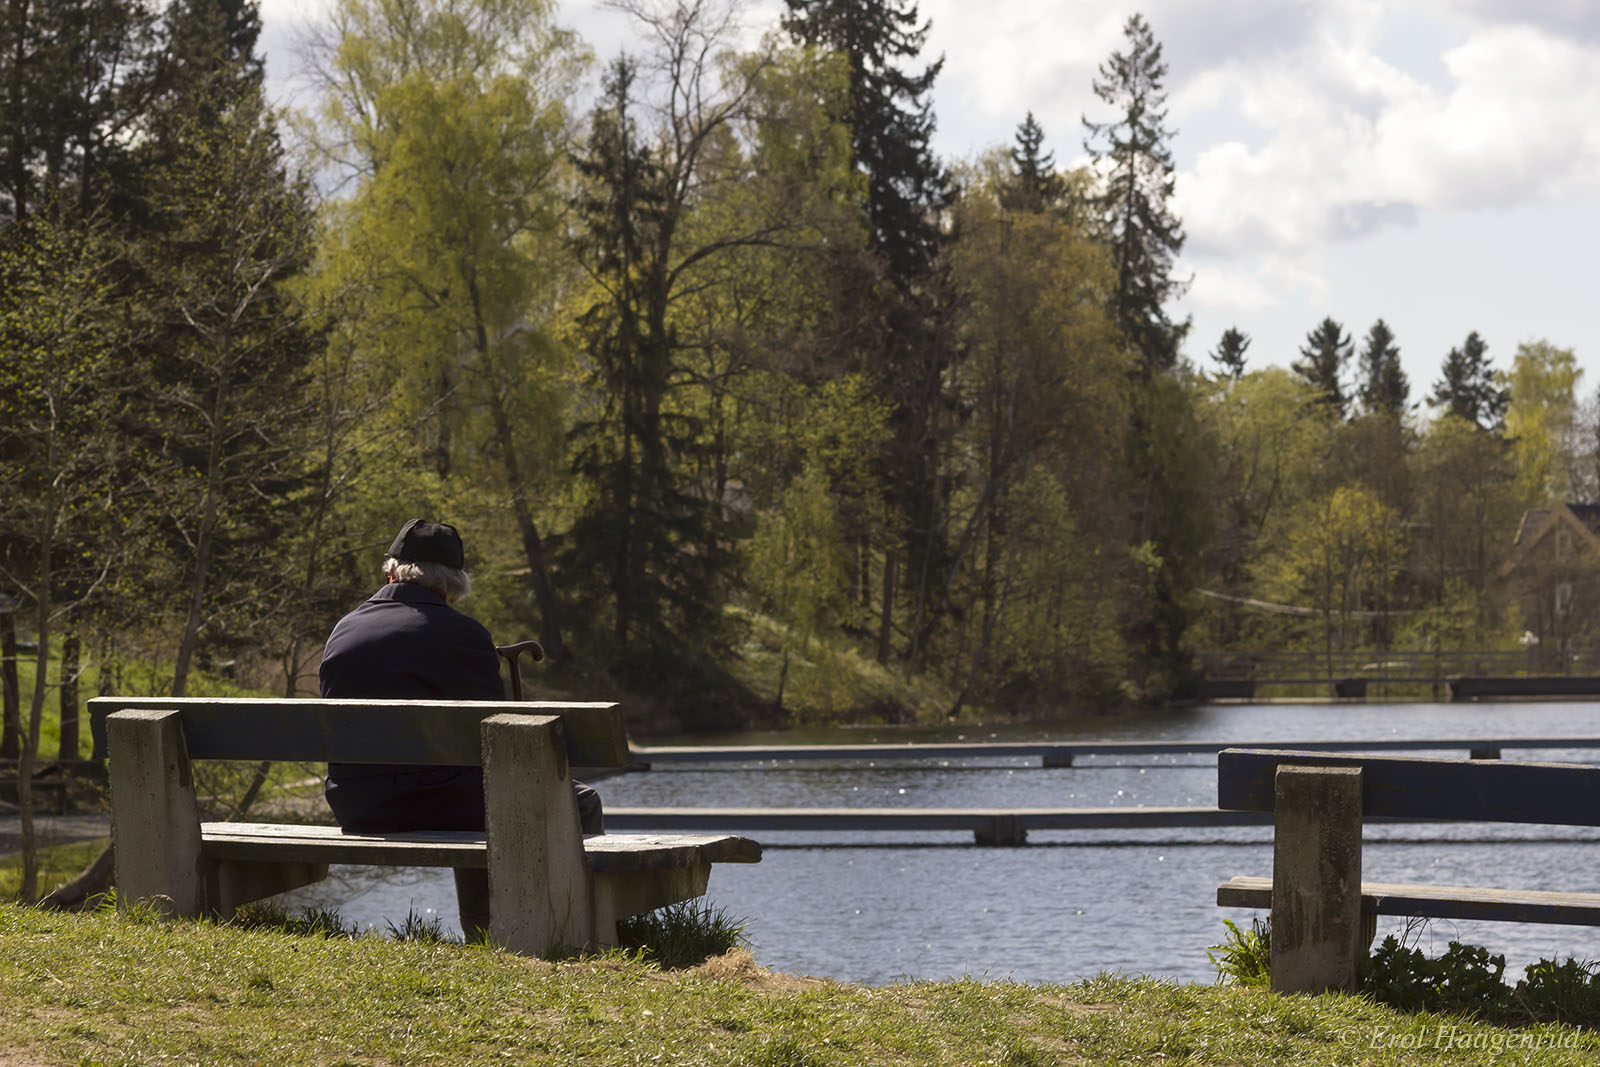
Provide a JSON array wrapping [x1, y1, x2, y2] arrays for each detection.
[[1497, 502, 1600, 579]]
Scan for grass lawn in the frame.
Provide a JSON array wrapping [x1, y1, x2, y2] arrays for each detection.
[[0, 901, 1596, 1066]]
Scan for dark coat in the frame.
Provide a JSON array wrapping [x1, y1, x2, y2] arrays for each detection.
[[321, 581, 503, 832]]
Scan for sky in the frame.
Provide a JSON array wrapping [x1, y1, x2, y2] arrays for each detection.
[[258, 0, 1600, 411]]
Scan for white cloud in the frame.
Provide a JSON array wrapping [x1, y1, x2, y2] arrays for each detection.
[[1441, 0, 1600, 42], [1185, 250, 1334, 317], [1174, 19, 1600, 266]]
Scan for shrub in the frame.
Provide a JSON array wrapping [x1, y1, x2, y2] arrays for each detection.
[[616, 900, 749, 969], [1207, 917, 1270, 987]]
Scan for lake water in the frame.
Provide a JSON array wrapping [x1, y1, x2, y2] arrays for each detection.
[[273, 701, 1600, 986]]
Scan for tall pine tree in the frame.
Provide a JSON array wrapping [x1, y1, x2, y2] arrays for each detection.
[[131, 0, 323, 694], [1082, 13, 1187, 372], [1211, 326, 1250, 378], [566, 57, 730, 682], [1083, 15, 1207, 699], [1431, 331, 1508, 431], [0, 0, 158, 221], [1294, 316, 1352, 417], [783, 0, 954, 668], [781, 0, 947, 283], [1002, 111, 1066, 214], [1357, 318, 1408, 416]]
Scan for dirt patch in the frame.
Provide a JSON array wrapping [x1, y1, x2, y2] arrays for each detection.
[[0, 1048, 51, 1067], [1031, 995, 1115, 1017], [678, 949, 830, 994]]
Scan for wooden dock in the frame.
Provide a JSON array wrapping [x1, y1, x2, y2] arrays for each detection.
[[605, 805, 1276, 844], [629, 736, 1600, 768], [612, 736, 1600, 844]]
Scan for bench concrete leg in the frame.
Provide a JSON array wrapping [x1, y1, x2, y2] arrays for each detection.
[[482, 713, 594, 956], [107, 709, 207, 918], [591, 864, 711, 947], [210, 860, 330, 918], [1270, 764, 1364, 994]]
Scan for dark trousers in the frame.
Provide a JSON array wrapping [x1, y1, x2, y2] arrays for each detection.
[[325, 767, 604, 939]]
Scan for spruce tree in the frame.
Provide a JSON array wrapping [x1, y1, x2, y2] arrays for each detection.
[[1082, 13, 1187, 372], [0, 0, 159, 221], [781, 0, 948, 282], [1294, 317, 1352, 417], [1211, 327, 1250, 379], [130, 0, 323, 694], [567, 59, 727, 677], [1431, 331, 1508, 431], [1002, 111, 1065, 213], [1358, 318, 1409, 416], [783, 0, 954, 667]]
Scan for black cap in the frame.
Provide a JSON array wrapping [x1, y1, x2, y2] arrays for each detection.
[[388, 519, 465, 568]]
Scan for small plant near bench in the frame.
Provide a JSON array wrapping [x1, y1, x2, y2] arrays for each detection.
[[1207, 917, 1270, 988], [616, 900, 750, 968], [1210, 916, 1600, 1025]]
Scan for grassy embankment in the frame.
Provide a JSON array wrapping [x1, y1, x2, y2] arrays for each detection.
[[2, 900, 1596, 1067]]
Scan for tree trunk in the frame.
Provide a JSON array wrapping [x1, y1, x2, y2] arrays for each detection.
[[1, 608, 18, 759], [172, 370, 230, 698], [57, 631, 79, 761], [876, 548, 896, 665], [475, 312, 568, 663], [19, 571, 50, 903], [40, 841, 115, 911]]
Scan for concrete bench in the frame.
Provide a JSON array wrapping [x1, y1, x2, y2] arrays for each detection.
[[88, 696, 760, 955], [1215, 747, 1600, 994]]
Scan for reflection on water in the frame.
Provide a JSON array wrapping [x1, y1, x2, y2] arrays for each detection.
[[272, 700, 1600, 985]]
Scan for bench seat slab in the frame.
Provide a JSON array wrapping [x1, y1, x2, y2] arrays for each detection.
[[201, 823, 760, 871], [1220, 875, 1600, 926]]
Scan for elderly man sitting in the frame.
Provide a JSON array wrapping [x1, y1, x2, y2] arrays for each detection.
[[321, 518, 602, 939]]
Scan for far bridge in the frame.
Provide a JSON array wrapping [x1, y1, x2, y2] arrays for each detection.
[[1195, 648, 1600, 701]]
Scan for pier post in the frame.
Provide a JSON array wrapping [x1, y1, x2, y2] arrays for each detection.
[[974, 815, 1027, 846]]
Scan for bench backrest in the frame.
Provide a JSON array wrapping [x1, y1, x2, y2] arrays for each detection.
[[88, 696, 630, 768], [1218, 747, 1600, 826]]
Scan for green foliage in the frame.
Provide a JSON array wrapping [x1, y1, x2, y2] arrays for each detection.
[[305, 0, 584, 660], [1208, 917, 1270, 988], [1514, 957, 1600, 1025], [1505, 339, 1581, 504], [1363, 934, 1510, 1015], [782, 0, 948, 281], [616, 900, 750, 970], [1226, 916, 1600, 1027], [1255, 483, 1405, 653], [1210, 327, 1251, 379]]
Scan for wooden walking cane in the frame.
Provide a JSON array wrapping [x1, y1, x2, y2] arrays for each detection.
[[494, 640, 545, 701]]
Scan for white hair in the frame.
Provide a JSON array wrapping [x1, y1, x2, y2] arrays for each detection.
[[383, 556, 471, 602]]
